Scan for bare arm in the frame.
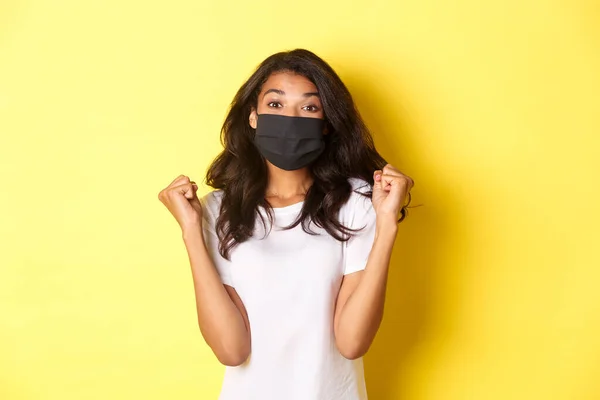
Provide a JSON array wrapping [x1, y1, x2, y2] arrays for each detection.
[[183, 227, 251, 366], [333, 217, 397, 359], [158, 175, 250, 366], [334, 164, 412, 359]]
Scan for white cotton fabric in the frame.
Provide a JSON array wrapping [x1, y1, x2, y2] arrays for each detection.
[[200, 177, 377, 400]]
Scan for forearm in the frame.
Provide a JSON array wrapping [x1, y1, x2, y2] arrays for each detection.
[[336, 217, 398, 358], [183, 228, 250, 366]]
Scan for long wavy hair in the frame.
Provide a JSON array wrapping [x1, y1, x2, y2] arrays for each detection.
[[206, 49, 389, 260]]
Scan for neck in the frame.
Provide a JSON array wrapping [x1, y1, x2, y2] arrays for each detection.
[[265, 163, 313, 199]]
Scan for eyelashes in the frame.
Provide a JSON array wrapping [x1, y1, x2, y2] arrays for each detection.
[[266, 101, 321, 113]]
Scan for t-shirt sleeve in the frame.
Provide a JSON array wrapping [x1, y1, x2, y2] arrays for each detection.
[[200, 193, 235, 287], [342, 188, 377, 275]]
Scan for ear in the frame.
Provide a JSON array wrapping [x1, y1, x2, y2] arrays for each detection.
[[249, 109, 258, 129]]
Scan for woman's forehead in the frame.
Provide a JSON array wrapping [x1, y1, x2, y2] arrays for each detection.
[[261, 72, 318, 95]]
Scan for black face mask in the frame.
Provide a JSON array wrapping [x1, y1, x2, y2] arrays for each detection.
[[254, 114, 326, 171]]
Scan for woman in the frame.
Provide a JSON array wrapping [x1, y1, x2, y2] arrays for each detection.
[[158, 49, 413, 400]]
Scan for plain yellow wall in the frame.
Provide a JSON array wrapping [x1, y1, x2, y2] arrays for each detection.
[[1, 0, 599, 399]]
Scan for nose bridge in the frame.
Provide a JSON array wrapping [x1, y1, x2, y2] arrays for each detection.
[[285, 102, 301, 117], [280, 92, 303, 117]]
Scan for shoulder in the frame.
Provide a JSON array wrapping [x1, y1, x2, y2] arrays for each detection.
[[346, 177, 373, 204], [200, 189, 224, 220], [347, 177, 372, 195], [341, 177, 373, 217]]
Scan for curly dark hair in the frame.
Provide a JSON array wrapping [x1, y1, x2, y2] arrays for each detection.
[[205, 49, 393, 260]]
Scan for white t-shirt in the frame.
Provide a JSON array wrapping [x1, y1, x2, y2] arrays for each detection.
[[199, 177, 377, 400]]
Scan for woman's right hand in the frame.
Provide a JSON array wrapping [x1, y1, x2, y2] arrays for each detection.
[[158, 175, 203, 233]]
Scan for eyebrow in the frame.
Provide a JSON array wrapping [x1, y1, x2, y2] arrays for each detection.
[[262, 89, 320, 99]]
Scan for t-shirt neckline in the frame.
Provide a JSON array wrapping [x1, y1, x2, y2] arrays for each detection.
[[267, 200, 304, 214]]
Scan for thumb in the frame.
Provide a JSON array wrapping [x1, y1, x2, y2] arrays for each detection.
[[373, 170, 383, 193], [181, 182, 198, 200]]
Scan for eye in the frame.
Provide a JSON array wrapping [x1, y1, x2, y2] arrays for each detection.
[[302, 104, 320, 112], [267, 101, 283, 108]]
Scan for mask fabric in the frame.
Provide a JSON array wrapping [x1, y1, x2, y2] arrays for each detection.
[[254, 114, 326, 171]]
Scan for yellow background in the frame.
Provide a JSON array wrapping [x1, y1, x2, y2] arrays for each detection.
[[1, 0, 599, 399]]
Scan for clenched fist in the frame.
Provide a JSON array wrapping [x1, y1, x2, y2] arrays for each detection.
[[158, 175, 203, 233], [372, 164, 414, 222]]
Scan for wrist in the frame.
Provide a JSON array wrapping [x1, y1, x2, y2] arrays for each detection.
[[182, 225, 203, 242], [375, 215, 398, 238]]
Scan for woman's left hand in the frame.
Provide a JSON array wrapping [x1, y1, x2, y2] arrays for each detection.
[[372, 164, 414, 222]]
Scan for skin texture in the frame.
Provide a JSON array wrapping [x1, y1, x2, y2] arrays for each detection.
[[158, 175, 251, 366], [158, 71, 413, 365], [333, 164, 412, 359]]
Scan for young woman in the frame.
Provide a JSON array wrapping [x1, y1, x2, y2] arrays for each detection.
[[158, 49, 413, 400]]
